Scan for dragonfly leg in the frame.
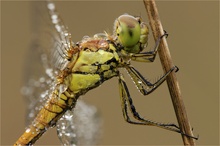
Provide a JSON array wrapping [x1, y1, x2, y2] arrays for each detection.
[[118, 73, 198, 140], [126, 65, 178, 95], [119, 73, 179, 129], [131, 31, 168, 62]]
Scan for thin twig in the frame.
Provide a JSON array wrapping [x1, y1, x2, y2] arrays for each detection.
[[143, 0, 196, 145]]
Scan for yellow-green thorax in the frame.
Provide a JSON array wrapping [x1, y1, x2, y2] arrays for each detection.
[[64, 38, 120, 94]]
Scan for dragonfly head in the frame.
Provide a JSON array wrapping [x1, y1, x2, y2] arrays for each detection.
[[114, 14, 149, 53]]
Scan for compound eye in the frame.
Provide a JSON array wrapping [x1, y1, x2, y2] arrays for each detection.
[[115, 14, 141, 48]]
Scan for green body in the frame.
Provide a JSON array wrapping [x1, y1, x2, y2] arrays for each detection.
[[65, 41, 120, 94]]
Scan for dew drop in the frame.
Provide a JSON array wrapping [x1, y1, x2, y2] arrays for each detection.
[[61, 125, 66, 130], [59, 84, 68, 93], [94, 33, 107, 39], [20, 86, 31, 96], [64, 113, 73, 120], [55, 24, 61, 32], [47, 3, 55, 10], [58, 133, 63, 137], [28, 113, 34, 118], [138, 80, 142, 84], [32, 123, 37, 127], [39, 77, 45, 83], [64, 43, 68, 47], [45, 68, 53, 78], [51, 14, 58, 20], [25, 128, 31, 133], [52, 18, 59, 24], [65, 133, 70, 137], [82, 35, 90, 42], [64, 32, 69, 37]]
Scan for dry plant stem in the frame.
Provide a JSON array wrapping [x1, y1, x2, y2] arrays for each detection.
[[143, 0, 195, 145]]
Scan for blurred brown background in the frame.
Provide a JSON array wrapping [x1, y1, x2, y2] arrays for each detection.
[[1, 1, 219, 145]]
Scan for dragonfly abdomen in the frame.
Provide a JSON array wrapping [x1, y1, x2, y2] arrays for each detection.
[[14, 90, 78, 145]]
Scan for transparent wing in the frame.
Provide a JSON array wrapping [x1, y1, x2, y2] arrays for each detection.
[[22, 0, 71, 127], [22, 1, 102, 145], [57, 100, 103, 146], [21, 1, 59, 125]]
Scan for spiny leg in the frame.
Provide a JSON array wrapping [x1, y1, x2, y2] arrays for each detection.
[[126, 65, 178, 95], [131, 31, 168, 62], [118, 73, 179, 129], [118, 73, 198, 139], [119, 73, 146, 125]]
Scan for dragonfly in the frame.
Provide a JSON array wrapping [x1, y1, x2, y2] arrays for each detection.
[[15, 1, 196, 145]]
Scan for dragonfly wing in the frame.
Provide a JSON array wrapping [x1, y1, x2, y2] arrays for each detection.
[[22, 0, 71, 126], [57, 100, 103, 146], [21, 39, 54, 125], [31, 1, 72, 72], [22, 1, 102, 145]]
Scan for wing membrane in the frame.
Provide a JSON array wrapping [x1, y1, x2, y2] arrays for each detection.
[[22, 1, 102, 145], [22, 0, 71, 126]]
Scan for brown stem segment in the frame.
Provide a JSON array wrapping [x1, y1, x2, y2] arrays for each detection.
[[143, 0, 196, 145]]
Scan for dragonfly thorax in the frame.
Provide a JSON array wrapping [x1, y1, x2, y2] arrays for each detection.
[[63, 37, 120, 95]]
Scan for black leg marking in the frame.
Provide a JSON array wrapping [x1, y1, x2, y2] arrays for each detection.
[[126, 66, 178, 95], [118, 73, 198, 140]]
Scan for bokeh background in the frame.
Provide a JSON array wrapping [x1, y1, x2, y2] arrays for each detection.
[[1, 1, 219, 145]]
